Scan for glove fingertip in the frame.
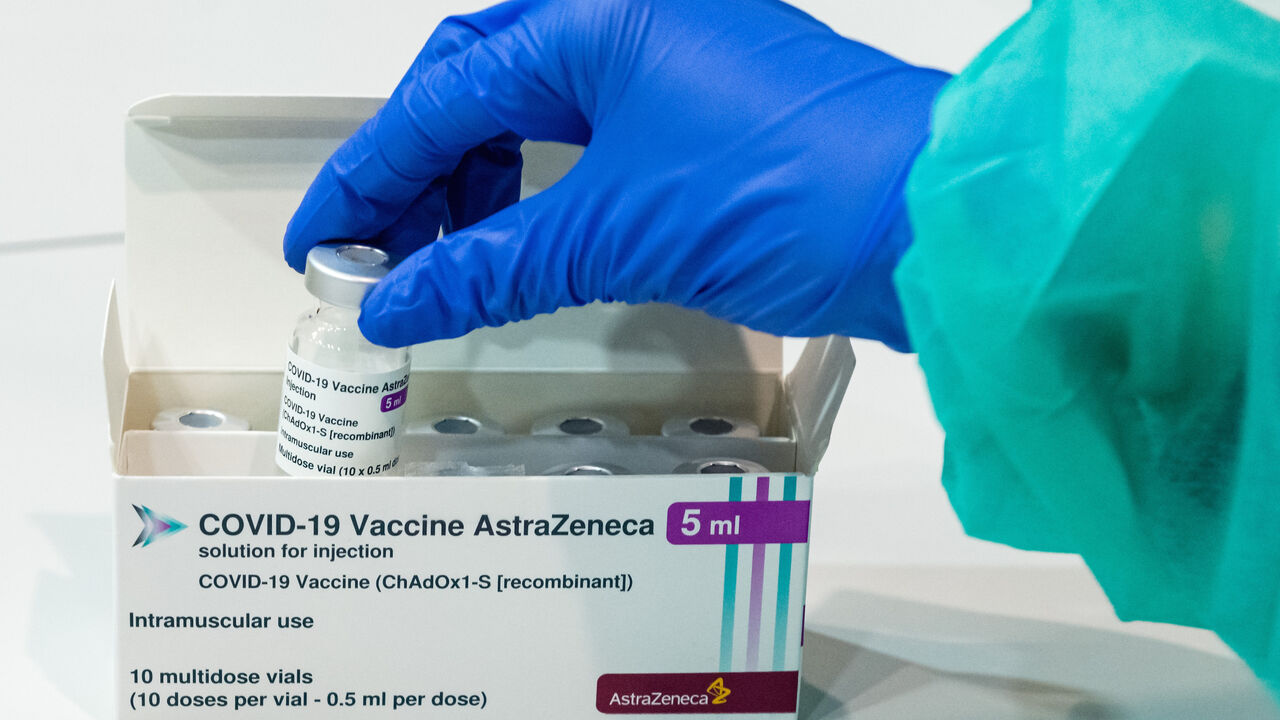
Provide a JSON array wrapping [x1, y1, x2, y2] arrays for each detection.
[[356, 299, 404, 349], [283, 241, 307, 275], [283, 186, 335, 274], [357, 269, 457, 348]]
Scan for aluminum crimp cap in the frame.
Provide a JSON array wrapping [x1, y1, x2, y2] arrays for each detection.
[[304, 242, 396, 308]]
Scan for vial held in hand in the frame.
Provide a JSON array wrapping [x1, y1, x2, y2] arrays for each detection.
[[276, 243, 410, 477]]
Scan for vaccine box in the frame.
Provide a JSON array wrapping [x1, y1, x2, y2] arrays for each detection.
[[104, 95, 855, 719]]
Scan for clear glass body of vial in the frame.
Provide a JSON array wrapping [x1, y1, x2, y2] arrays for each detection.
[[289, 302, 408, 373], [276, 242, 410, 478]]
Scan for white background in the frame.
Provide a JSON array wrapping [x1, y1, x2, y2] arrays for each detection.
[[5, 1, 1280, 718]]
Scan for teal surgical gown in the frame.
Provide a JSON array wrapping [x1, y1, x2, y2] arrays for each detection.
[[897, 0, 1280, 693]]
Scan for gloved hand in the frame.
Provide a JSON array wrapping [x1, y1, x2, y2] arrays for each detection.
[[283, 0, 949, 351]]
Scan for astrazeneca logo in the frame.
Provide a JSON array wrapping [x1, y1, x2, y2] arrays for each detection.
[[132, 505, 188, 547], [707, 677, 731, 705]]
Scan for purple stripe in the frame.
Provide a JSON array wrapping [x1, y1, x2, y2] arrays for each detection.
[[745, 476, 769, 671]]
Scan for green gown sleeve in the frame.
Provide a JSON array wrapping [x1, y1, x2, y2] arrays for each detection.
[[896, 0, 1280, 691]]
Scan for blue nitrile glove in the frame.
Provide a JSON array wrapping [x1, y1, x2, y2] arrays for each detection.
[[283, 0, 950, 351]]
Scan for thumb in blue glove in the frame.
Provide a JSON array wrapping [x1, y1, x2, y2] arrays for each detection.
[[283, 0, 950, 351]]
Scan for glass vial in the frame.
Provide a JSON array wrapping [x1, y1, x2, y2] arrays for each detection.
[[276, 243, 410, 477]]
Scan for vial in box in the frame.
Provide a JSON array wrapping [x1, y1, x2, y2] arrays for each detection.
[[275, 243, 411, 477]]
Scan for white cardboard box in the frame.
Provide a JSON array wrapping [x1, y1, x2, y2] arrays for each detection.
[[105, 95, 855, 719]]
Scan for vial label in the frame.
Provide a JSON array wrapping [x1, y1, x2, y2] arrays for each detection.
[[275, 347, 410, 477]]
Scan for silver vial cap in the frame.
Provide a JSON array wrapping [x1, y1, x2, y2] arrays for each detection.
[[304, 242, 395, 308]]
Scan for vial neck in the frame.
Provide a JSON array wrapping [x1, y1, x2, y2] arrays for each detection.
[[315, 302, 361, 323]]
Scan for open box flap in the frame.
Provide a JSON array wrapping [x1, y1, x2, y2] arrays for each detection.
[[103, 284, 130, 456], [123, 94, 782, 375], [786, 336, 856, 475]]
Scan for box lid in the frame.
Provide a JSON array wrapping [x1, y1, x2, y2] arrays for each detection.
[[123, 95, 782, 374]]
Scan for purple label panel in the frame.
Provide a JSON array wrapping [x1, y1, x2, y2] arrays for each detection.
[[666, 501, 810, 545], [597, 671, 799, 714], [381, 389, 407, 413]]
